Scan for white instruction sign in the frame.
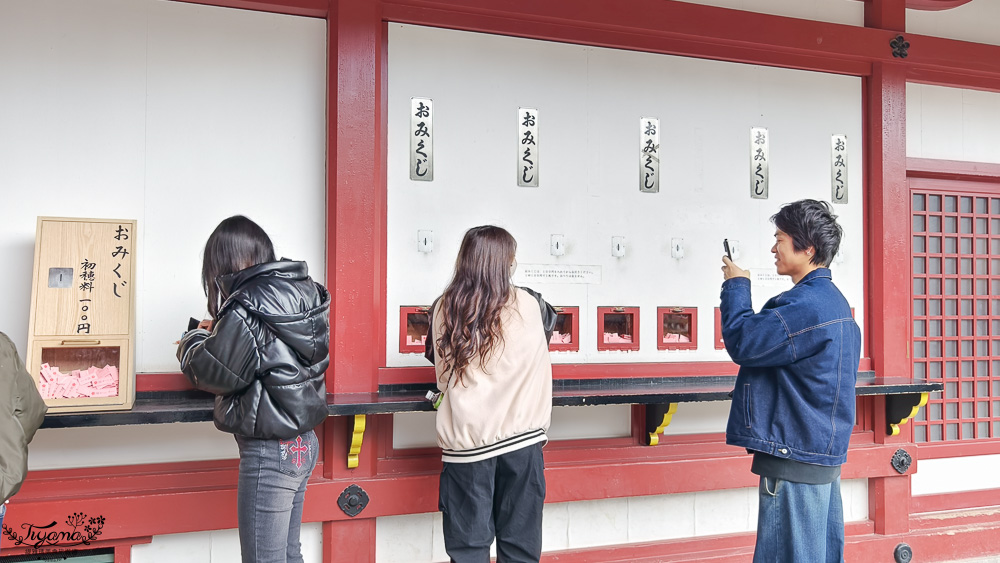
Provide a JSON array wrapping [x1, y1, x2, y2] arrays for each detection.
[[751, 270, 793, 290], [515, 264, 602, 285]]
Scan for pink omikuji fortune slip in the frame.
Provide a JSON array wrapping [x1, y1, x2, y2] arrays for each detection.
[[39, 363, 119, 399]]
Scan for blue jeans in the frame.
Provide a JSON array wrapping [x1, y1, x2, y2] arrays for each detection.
[[235, 430, 318, 563], [754, 476, 844, 563]]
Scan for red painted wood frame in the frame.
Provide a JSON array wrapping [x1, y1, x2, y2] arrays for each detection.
[[909, 188, 999, 443], [596, 306, 640, 352], [548, 306, 580, 352], [18, 0, 1000, 560], [398, 305, 430, 354], [907, 158, 1000, 470], [656, 306, 698, 351]]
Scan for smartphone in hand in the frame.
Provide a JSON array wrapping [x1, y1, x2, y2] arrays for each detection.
[[188, 317, 201, 331], [723, 239, 732, 260]]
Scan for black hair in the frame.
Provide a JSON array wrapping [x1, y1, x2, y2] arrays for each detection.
[[770, 199, 843, 267], [202, 215, 276, 319]]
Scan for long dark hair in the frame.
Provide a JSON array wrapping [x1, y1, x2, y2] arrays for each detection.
[[202, 215, 276, 319], [436, 226, 517, 386]]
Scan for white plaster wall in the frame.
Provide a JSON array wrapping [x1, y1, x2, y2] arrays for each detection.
[[673, 0, 863, 26], [131, 523, 322, 563], [0, 0, 326, 469], [375, 480, 868, 562], [393, 404, 633, 449], [906, 83, 1000, 164], [908, 3, 1000, 47], [394, 401, 728, 449], [662, 400, 733, 436], [0, 0, 327, 372], [386, 24, 865, 368], [27, 422, 238, 470], [911, 454, 1000, 496]]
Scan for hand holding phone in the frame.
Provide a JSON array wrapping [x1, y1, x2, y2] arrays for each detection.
[[721, 240, 750, 281], [188, 317, 201, 331]]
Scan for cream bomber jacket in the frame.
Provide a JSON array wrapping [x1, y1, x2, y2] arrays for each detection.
[[430, 288, 554, 464]]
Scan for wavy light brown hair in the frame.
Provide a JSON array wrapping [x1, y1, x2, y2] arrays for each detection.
[[435, 225, 517, 387]]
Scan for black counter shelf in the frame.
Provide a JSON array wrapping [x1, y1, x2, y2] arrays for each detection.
[[38, 372, 940, 465], [41, 371, 940, 436]]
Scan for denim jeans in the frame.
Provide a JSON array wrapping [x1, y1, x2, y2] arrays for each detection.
[[753, 476, 844, 563], [235, 430, 318, 563], [439, 443, 545, 563], [0, 502, 6, 553]]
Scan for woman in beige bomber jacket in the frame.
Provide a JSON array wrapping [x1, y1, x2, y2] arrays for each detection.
[[425, 226, 556, 563], [1, 331, 48, 543]]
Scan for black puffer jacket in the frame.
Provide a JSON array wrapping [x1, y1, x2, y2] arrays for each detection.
[[177, 260, 330, 440]]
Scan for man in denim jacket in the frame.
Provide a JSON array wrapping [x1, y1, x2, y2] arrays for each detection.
[[720, 199, 861, 563]]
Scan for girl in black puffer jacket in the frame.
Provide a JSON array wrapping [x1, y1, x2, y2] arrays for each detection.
[[177, 215, 330, 563]]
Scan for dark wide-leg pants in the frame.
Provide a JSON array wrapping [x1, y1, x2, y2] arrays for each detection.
[[438, 442, 546, 563]]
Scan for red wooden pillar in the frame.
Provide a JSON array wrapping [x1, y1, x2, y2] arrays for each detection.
[[324, 0, 385, 560], [114, 544, 133, 563], [327, 0, 386, 396], [865, 0, 911, 536], [864, 0, 905, 32]]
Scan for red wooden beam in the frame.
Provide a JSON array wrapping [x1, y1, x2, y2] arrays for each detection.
[[170, 0, 327, 18], [905, 33, 1000, 92], [917, 439, 1000, 460], [5, 440, 909, 531], [382, 0, 1000, 92], [911, 488, 1000, 514], [382, 0, 880, 76], [908, 157, 1000, 182]]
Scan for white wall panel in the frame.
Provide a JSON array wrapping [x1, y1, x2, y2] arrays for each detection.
[[908, 3, 1000, 47], [912, 454, 1000, 496], [906, 83, 1000, 164], [393, 404, 633, 449], [386, 24, 865, 368], [131, 524, 322, 563], [0, 0, 327, 374], [662, 400, 733, 436], [0, 0, 326, 469], [27, 422, 238, 469]]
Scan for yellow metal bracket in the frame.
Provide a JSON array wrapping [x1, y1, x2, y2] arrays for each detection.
[[887, 392, 929, 436], [347, 414, 366, 468], [646, 403, 679, 446]]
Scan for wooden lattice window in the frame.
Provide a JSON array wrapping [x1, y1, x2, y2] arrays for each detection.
[[911, 191, 1000, 443]]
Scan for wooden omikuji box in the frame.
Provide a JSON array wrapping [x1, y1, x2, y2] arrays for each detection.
[[26, 217, 137, 413]]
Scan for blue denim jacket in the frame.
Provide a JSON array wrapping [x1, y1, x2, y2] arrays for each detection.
[[721, 268, 861, 467]]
